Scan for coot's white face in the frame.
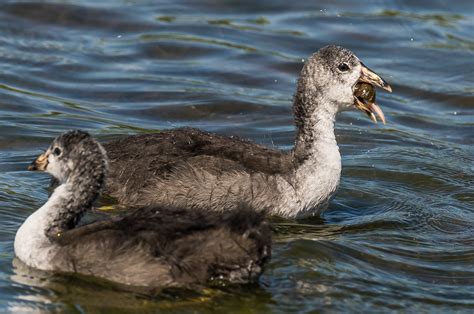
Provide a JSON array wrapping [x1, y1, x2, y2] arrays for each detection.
[[46, 145, 71, 183], [306, 45, 362, 111], [306, 45, 392, 123], [324, 61, 363, 112], [27, 144, 70, 183], [27, 130, 103, 184]]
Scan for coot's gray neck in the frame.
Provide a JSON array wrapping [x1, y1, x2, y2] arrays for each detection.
[[292, 86, 339, 162], [45, 155, 106, 238], [282, 80, 341, 216]]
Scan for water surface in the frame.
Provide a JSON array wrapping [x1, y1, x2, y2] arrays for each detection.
[[0, 0, 473, 312]]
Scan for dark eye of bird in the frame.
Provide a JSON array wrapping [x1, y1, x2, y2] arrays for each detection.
[[338, 63, 350, 72], [53, 147, 62, 156]]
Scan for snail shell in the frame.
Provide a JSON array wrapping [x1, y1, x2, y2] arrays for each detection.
[[354, 82, 376, 103]]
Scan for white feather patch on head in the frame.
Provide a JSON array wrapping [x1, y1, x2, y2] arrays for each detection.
[[46, 152, 67, 183]]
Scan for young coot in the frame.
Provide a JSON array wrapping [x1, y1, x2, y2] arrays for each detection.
[[53, 45, 392, 218], [16, 130, 271, 288]]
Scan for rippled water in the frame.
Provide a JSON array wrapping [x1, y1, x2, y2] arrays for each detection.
[[0, 0, 472, 312]]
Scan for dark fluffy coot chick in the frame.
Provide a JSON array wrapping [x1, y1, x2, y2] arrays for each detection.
[[15, 130, 271, 289], [66, 45, 392, 218]]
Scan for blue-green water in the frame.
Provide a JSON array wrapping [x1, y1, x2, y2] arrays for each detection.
[[0, 0, 473, 312]]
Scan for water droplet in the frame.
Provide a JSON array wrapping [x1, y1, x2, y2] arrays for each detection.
[[274, 79, 278, 83], [453, 111, 457, 115]]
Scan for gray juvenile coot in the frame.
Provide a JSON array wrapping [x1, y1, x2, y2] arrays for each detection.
[[16, 130, 271, 289], [57, 45, 392, 218]]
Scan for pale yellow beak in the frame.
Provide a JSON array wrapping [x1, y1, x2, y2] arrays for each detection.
[[359, 62, 392, 92], [28, 151, 49, 171]]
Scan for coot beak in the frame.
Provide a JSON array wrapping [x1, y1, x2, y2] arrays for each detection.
[[28, 151, 49, 171], [359, 62, 392, 92], [353, 63, 392, 124]]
